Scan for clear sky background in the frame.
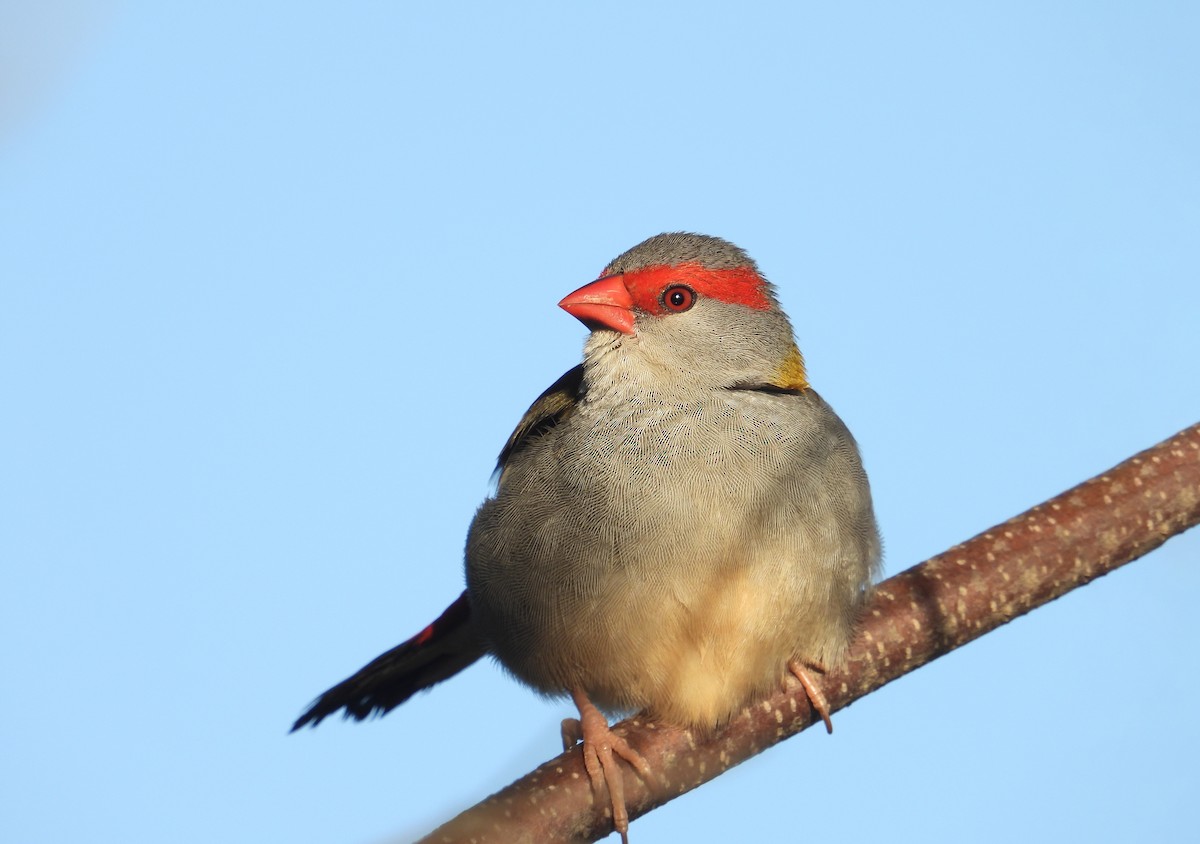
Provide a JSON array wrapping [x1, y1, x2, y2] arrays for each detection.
[[2, 3, 1198, 843]]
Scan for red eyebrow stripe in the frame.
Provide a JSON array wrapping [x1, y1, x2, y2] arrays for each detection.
[[618, 263, 769, 314]]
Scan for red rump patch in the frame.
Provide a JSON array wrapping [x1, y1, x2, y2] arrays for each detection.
[[413, 591, 471, 647], [414, 623, 436, 646], [616, 263, 770, 315]]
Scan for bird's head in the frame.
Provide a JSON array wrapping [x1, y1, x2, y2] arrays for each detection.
[[559, 232, 808, 394]]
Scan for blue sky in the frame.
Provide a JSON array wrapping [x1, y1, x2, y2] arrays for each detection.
[[2, 3, 1198, 842]]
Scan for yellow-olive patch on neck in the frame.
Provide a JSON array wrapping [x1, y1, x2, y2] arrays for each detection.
[[772, 343, 809, 392]]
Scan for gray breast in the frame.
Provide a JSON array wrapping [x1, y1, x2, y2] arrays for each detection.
[[464, 387, 880, 694]]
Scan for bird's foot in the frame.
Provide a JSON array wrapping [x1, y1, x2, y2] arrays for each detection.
[[561, 690, 653, 844], [788, 659, 834, 734]]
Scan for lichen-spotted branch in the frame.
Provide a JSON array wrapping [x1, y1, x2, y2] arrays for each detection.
[[419, 423, 1200, 843]]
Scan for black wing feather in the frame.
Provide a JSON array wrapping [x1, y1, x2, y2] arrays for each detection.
[[494, 364, 584, 478]]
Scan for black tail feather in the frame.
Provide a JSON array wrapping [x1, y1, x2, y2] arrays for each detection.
[[291, 591, 484, 731]]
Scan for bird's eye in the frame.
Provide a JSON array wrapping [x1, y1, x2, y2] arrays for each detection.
[[662, 285, 696, 313]]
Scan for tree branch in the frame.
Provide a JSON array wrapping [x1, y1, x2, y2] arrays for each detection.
[[419, 423, 1200, 843]]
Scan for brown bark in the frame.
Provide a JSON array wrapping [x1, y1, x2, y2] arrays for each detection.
[[418, 423, 1200, 844]]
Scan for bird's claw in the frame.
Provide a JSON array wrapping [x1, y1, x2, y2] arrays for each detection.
[[788, 659, 834, 734], [561, 716, 583, 752], [567, 690, 653, 843]]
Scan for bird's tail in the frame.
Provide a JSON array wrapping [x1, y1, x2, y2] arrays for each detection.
[[291, 591, 485, 731]]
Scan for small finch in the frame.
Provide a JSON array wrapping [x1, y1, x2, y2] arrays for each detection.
[[293, 232, 882, 841]]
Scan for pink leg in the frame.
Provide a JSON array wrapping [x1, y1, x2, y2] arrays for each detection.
[[788, 659, 834, 734], [561, 689, 653, 844]]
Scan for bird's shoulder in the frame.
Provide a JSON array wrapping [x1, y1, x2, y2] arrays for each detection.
[[495, 364, 584, 478]]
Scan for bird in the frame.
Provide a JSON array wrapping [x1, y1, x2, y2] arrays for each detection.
[[292, 232, 882, 842]]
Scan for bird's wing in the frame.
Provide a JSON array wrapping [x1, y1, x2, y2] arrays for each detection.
[[494, 364, 584, 480]]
